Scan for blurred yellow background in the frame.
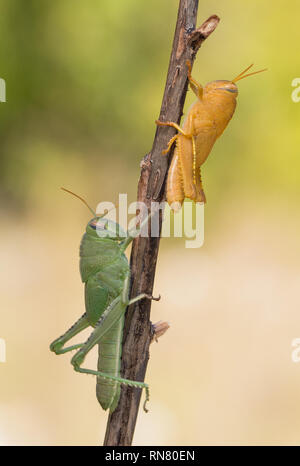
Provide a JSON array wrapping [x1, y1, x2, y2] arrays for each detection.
[[1, 0, 300, 445]]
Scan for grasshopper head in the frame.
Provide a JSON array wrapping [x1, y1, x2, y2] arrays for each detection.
[[87, 217, 127, 240], [205, 80, 238, 97], [60, 188, 126, 240]]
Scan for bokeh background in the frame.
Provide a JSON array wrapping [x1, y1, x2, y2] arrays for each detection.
[[1, 0, 300, 445]]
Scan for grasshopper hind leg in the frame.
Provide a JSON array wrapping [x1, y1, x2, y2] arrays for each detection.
[[166, 152, 184, 211], [50, 313, 90, 354], [71, 290, 158, 412], [195, 166, 206, 203]]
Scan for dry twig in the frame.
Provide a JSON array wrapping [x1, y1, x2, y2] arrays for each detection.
[[104, 0, 219, 446]]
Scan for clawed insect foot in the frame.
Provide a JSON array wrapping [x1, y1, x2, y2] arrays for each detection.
[[145, 294, 161, 302], [143, 399, 149, 413]]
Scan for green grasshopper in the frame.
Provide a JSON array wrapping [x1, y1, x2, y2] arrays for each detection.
[[50, 189, 160, 413]]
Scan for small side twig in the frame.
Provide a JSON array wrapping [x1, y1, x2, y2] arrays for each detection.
[[104, 0, 219, 446]]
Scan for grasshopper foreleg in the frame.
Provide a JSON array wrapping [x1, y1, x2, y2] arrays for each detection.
[[186, 59, 203, 99], [155, 120, 193, 138], [161, 134, 178, 155]]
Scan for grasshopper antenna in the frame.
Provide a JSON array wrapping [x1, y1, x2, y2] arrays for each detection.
[[61, 187, 97, 217], [232, 63, 254, 82], [232, 65, 267, 83], [61, 187, 119, 219]]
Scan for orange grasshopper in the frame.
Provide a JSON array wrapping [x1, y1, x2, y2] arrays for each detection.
[[156, 61, 266, 211]]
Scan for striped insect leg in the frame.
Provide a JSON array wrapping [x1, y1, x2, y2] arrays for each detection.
[[96, 316, 124, 412], [195, 166, 206, 203], [193, 128, 216, 203], [176, 134, 197, 201], [166, 150, 184, 211]]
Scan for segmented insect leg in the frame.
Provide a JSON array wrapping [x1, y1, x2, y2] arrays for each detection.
[[77, 363, 151, 412], [71, 289, 158, 412], [50, 313, 90, 354], [186, 60, 203, 99], [166, 151, 184, 211], [195, 166, 206, 203], [128, 293, 161, 305], [120, 273, 160, 307], [162, 134, 178, 155], [155, 120, 193, 138], [192, 136, 197, 185], [177, 134, 197, 201]]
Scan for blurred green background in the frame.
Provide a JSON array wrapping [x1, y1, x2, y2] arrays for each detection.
[[1, 0, 300, 445]]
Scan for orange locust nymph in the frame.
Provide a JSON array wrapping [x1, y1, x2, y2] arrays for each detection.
[[156, 62, 267, 211]]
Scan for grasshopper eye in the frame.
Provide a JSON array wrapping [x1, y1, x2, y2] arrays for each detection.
[[96, 221, 108, 230], [89, 219, 108, 230], [219, 87, 238, 93]]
